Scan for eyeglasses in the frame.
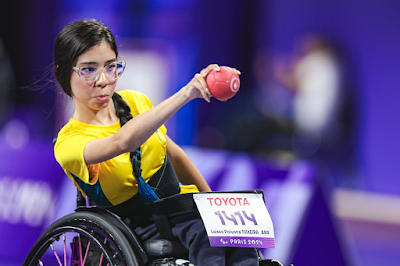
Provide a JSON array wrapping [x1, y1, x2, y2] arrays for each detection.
[[72, 61, 126, 84]]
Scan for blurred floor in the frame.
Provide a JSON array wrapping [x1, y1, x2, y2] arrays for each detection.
[[333, 189, 400, 266], [345, 220, 400, 265]]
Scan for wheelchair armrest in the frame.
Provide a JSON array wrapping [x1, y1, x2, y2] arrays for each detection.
[[143, 239, 189, 260]]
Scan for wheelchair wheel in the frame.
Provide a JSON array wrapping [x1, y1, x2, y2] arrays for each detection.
[[23, 211, 140, 266]]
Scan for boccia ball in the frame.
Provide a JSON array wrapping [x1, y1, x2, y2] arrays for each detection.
[[206, 66, 241, 101]]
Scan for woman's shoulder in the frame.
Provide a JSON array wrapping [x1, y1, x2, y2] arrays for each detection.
[[116, 90, 153, 111], [56, 118, 115, 142], [116, 90, 148, 102], [56, 119, 74, 137]]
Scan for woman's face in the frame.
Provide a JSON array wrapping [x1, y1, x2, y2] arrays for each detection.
[[70, 42, 118, 112]]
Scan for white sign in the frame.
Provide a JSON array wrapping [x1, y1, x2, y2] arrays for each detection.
[[194, 192, 275, 248]]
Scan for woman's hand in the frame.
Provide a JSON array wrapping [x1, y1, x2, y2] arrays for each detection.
[[182, 64, 220, 103]]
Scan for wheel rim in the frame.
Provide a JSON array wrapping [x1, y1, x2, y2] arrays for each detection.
[[27, 225, 125, 266]]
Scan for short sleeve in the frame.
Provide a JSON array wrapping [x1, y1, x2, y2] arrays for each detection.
[[54, 132, 96, 185]]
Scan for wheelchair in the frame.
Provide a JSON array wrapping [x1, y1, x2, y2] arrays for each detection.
[[23, 189, 292, 266]]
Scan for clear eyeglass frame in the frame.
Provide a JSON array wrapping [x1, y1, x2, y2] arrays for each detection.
[[72, 60, 126, 84]]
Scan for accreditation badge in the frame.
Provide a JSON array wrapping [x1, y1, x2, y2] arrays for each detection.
[[194, 191, 275, 248]]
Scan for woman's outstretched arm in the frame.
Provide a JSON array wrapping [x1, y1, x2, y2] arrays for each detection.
[[84, 64, 219, 164]]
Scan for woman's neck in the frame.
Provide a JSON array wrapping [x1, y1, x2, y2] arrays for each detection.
[[73, 99, 118, 126]]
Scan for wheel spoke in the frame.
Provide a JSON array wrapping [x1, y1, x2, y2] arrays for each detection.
[[78, 234, 83, 265], [99, 252, 104, 266], [50, 244, 63, 266], [63, 234, 67, 266], [82, 239, 91, 265]]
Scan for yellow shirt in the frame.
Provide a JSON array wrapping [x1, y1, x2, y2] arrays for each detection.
[[54, 90, 198, 206]]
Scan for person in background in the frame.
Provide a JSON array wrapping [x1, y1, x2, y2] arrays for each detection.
[[274, 33, 357, 186], [274, 33, 344, 157]]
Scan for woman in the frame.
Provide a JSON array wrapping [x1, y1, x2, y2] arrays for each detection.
[[53, 19, 258, 265]]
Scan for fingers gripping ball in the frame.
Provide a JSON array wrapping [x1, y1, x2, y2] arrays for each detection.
[[206, 66, 240, 101]]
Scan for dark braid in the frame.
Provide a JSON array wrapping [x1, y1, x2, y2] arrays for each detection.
[[112, 92, 133, 127], [112, 92, 140, 171], [112, 92, 160, 202]]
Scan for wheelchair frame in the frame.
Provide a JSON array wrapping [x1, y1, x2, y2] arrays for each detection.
[[23, 190, 292, 266]]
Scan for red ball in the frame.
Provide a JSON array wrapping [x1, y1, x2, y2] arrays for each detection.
[[206, 66, 240, 101]]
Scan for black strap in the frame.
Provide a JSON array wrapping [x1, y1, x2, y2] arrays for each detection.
[[145, 193, 197, 241], [106, 192, 147, 227], [146, 193, 197, 215], [151, 204, 176, 241], [105, 154, 182, 227], [148, 154, 181, 198]]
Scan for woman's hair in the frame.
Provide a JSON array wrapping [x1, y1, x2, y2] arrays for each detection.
[[112, 93, 133, 127], [54, 19, 131, 129], [53, 19, 118, 96]]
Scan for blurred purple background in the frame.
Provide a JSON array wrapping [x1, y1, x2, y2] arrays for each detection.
[[1, 0, 400, 265]]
